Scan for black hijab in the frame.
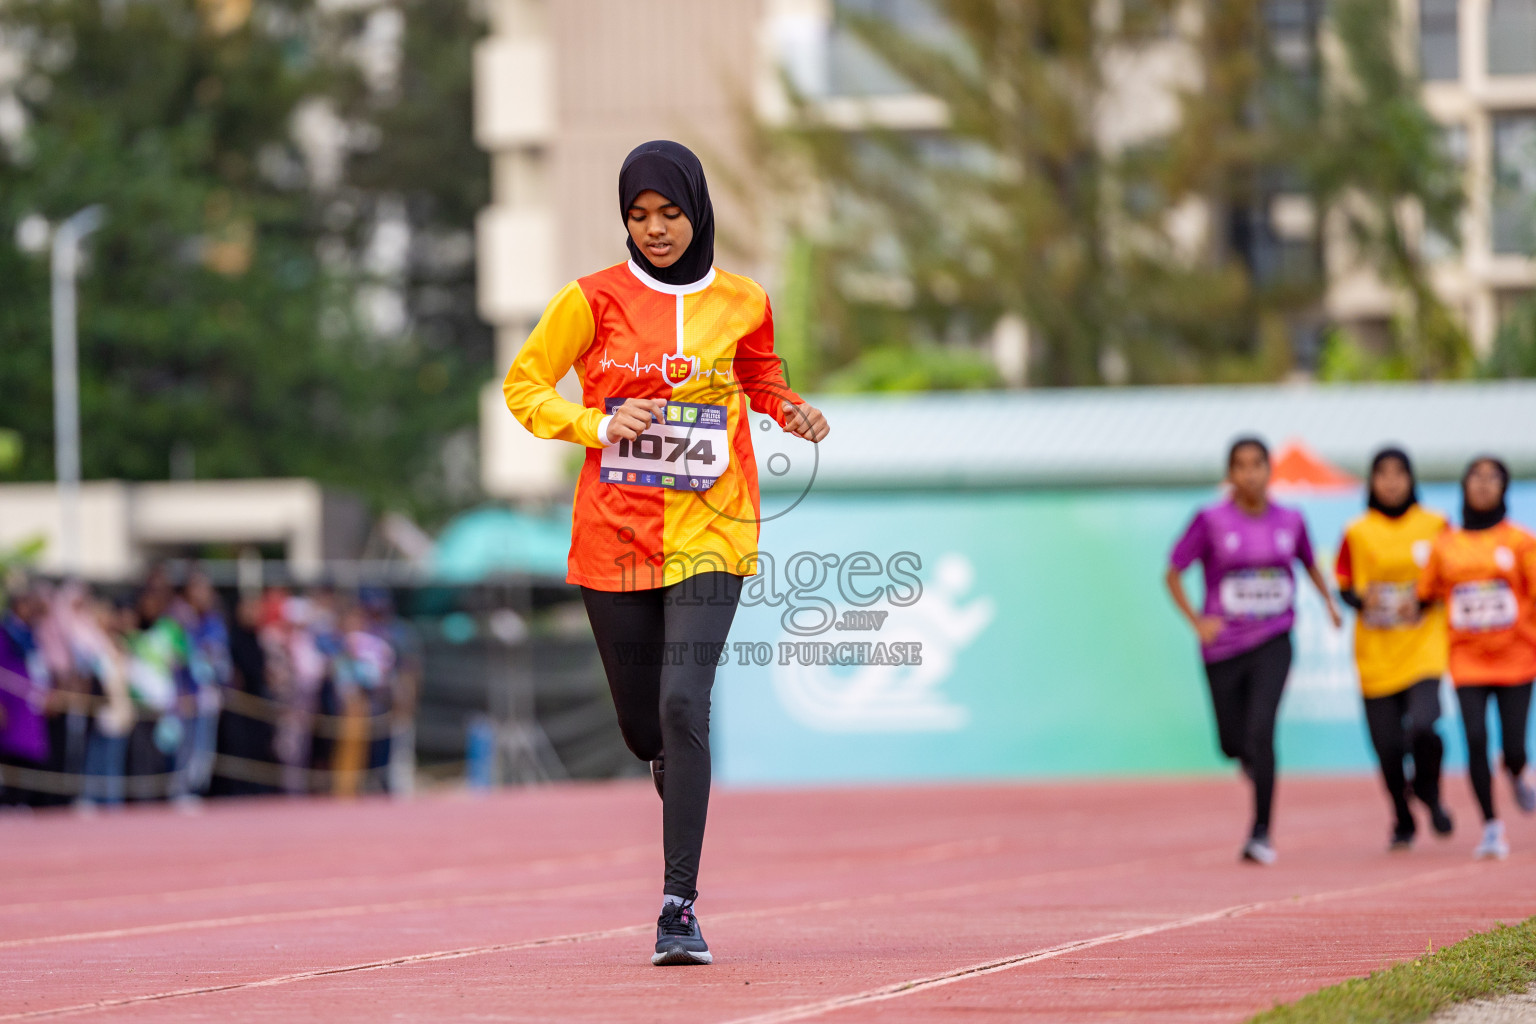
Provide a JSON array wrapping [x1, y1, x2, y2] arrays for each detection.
[[1461, 456, 1510, 532], [1367, 447, 1417, 519], [618, 140, 715, 287]]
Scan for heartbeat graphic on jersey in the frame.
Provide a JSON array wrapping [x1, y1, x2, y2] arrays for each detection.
[[598, 350, 732, 382]]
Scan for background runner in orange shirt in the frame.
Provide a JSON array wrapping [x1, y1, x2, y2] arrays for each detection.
[[1335, 448, 1453, 849], [1417, 456, 1536, 859]]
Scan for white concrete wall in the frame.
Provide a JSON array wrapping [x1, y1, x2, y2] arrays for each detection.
[[0, 482, 135, 579], [0, 479, 332, 580]]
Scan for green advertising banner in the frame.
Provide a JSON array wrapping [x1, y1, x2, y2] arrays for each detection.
[[713, 482, 1536, 785]]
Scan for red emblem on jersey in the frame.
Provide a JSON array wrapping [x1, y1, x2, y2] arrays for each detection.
[[664, 354, 696, 385]]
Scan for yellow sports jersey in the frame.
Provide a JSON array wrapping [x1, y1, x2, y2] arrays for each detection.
[[502, 261, 801, 592], [1335, 506, 1449, 697]]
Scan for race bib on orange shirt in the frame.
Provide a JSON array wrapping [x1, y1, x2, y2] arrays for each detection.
[[1218, 568, 1294, 619], [599, 399, 730, 491], [1449, 580, 1518, 633], [1363, 581, 1419, 629]]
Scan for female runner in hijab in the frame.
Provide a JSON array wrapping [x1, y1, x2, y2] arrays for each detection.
[[1418, 456, 1536, 859], [503, 140, 829, 965], [1335, 448, 1454, 849]]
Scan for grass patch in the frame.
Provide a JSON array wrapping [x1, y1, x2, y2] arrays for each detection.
[[1247, 916, 1536, 1024]]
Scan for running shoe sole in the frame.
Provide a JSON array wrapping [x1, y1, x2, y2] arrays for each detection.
[[652, 946, 713, 966]]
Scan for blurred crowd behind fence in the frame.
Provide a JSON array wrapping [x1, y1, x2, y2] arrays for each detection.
[[0, 564, 633, 808]]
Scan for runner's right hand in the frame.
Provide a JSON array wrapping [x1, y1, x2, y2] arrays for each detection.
[[607, 398, 668, 442], [1195, 615, 1225, 646]]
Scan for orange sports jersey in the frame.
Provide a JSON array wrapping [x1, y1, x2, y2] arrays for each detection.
[[502, 261, 802, 592], [1416, 520, 1536, 686], [1335, 506, 1448, 697]]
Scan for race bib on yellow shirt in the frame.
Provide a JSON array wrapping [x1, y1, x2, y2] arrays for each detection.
[[1449, 580, 1518, 633], [1219, 568, 1295, 619], [600, 399, 730, 491], [1363, 581, 1419, 629]]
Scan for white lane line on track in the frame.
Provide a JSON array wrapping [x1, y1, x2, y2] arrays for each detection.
[[0, 836, 1004, 949], [4, 839, 1493, 1021], [0, 845, 653, 917], [712, 860, 1522, 1024], [0, 879, 639, 950], [0, 842, 1245, 1021], [0, 921, 661, 1022]]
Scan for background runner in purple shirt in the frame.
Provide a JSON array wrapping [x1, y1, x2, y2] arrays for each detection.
[[1164, 437, 1341, 866], [1170, 497, 1315, 663]]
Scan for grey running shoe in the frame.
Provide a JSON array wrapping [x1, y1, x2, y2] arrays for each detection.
[[1515, 770, 1536, 814], [650, 753, 664, 800], [653, 893, 711, 966], [1389, 821, 1415, 851], [1474, 820, 1509, 860], [1241, 837, 1277, 865], [1429, 804, 1454, 837]]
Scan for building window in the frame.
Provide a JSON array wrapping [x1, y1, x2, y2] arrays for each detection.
[[1492, 113, 1536, 255], [1488, 0, 1536, 76], [828, 0, 953, 97], [1265, 0, 1322, 76], [1419, 0, 1459, 81], [1424, 123, 1467, 261]]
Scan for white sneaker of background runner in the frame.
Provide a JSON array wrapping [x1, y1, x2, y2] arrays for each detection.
[[1241, 837, 1277, 866], [1475, 820, 1509, 860]]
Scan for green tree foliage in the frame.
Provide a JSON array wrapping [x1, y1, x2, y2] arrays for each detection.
[[1482, 296, 1536, 378], [761, 0, 1466, 388], [0, 0, 487, 517], [0, 430, 19, 471], [1301, 0, 1471, 379]]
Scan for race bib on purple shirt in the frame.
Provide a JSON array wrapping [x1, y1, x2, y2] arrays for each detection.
[[1218, 568, 1294, 620]]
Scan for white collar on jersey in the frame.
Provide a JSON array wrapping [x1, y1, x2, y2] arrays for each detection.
[[626, 259, 716, 296]]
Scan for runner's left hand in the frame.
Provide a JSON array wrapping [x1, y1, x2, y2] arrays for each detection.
[[1326, 603, 1343, 630], [782, 401, 829, 442]]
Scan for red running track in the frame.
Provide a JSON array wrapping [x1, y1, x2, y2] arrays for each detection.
[[2, 775, 1535, 1023]]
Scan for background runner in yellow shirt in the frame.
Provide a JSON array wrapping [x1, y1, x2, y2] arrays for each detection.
[[1335, 448, 1453, 850]]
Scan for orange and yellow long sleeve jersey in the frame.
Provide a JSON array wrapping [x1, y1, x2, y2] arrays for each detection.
[[1334, 506, 1448, 698], [503, 261, 802, 592]]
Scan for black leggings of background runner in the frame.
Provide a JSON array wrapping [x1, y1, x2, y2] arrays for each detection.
[[582, 572, 742, 899], [1362, 677, 1444, 830], [1456, 681, 1533, 822], [1203, 632, 1291, 841]]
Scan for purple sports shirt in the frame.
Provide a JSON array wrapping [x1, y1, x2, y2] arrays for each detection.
[[1170, 498, 1316, 664]]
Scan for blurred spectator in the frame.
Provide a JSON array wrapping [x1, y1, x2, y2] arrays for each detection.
[[0, 567, 411, 808], [0, 582, 51, 805]]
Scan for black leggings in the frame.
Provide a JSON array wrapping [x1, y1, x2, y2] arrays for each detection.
[[1456, 682, 1533, 822], [582, 572, 742, 898], [1362, 678, 1444, 828], [1204, 633, 1291, 840]]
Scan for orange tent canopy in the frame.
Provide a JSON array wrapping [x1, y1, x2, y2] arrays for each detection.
[[1269, 439, 1358, 491]]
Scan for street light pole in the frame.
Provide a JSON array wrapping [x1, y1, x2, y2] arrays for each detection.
[[51, 205, 105, 578]]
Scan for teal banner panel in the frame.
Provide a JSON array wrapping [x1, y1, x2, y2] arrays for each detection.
[[713, 482, 1536, 785]]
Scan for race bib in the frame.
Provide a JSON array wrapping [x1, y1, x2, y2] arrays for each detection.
[[600, 399, 730, 491], [1218, 568, 1294, 620], [1449, 580, 1518, 633], [1363, 581, 1419, 630]]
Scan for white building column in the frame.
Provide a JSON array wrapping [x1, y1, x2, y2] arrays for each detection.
[[476, 0, 568, 500]]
